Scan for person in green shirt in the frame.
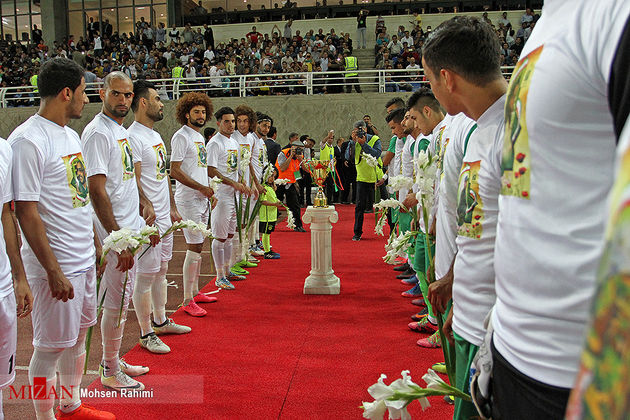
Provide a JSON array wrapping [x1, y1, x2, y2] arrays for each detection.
[[259, 167, 284, 259]]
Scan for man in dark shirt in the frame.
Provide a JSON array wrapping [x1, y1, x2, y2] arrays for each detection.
[[265, 125, 282, 171]]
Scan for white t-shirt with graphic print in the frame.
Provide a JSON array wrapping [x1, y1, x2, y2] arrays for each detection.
[[0, 139, 13, 298], [127, 121, 171, 234], [434, 113, 477, 279], [451, 96, 504, 347], [492, 0, 630, 388], [82, 112, 144, 234], [206, 132, 239, 198], [10, 114, 95, 279], [251, 133, 267, 182], [170, 125, 209, 209]]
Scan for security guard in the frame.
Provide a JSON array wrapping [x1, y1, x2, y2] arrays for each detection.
[[343, 52, 361, 93], [345, 120, 381, 240], [171, 63, 184, 97]]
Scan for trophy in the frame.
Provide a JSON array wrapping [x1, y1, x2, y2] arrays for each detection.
[[307, 160, 333, 207]]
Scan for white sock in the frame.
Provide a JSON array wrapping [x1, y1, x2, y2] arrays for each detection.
[[58, 328, 88, 413], [212, 240, 225, 279], [152, 261, 168, 325], [101, 308, 126, 376], [183, 250, 201, 301], [133, 272, 155, 337], [230, 237, 240, 266], [29, 346, 63, 419], [0, 389, 3, 420], [224, 239, 233, 274], [254, 216, 260, 242], [193, 256, 201, 296]]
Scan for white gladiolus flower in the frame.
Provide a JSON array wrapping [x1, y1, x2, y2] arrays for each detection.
[[208, 176, 222, 192], [286, 209, 296, 230], [361, 400, 387, 420], [422, 369, 444, 390], [387, 176, 415, 192], [416, 150, 429, 168], [275, 178, 290, 185], [374, 198, 402, 210], [139, 225, 158, 237], [362, 152, 379, 168], [374, 213, 387, 236]]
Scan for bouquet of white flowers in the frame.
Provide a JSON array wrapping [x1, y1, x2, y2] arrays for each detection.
[[373, 199, 403, 236], [387, 176, 415, 192], [239, 147, 252, 177], [383, 230, 417, 264], [275, 178, 290, 185], [285, 206, 296, 230], [362, 152, 379, 168]]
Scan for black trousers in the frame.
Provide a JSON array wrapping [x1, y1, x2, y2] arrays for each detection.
[[298, 173, 312, 206], [341, 166, 356, 203], [284, 184, 302, 228], [345, 76, 362, 93], [491, 341, 571, 420], [353, 181, 374, 237]]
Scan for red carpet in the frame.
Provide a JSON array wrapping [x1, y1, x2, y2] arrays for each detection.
[[85, 204, 454, 419]]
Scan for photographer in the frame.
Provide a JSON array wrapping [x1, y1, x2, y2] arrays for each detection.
[[345, 120, 382, 241], [275, 138, 309, 232], [299, 135, 315, 207]]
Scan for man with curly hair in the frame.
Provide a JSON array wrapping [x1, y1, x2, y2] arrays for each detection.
[[169, 92, 217, 317], [228, 105, 265, 278]]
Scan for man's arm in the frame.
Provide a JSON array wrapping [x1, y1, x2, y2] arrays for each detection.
[[2, 203, 32, 317], [207, 166, 249, 194], [169, 161, 213, 199], [134, 162, 156, 227], [14, 201, 74, 301], [88, 174, 134, 271], [249, 163, 264, 195], [361, 138, 382, 158], [168, 175, 182, 223], [277, 150, 293, 172]]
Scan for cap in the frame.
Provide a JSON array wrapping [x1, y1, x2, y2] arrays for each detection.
[[291, 140, 304, 147]]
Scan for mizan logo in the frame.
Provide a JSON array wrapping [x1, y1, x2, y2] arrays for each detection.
[[8, 377, 75, 400]]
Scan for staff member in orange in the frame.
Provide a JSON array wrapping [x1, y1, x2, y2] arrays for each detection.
[[275, 139, 309, 232]]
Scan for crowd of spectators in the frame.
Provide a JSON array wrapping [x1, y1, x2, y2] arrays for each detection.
[[0, 9, 538, 105], [375, 8, 539, 92], [0, 16, 364, 105]]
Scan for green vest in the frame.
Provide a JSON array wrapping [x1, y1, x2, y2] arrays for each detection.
[[355, 135, 381, 183], [172, 66, 184, 78], [320, 144, 334, 162], [344, 56, 358, 77], [30, 74, 38, 93]]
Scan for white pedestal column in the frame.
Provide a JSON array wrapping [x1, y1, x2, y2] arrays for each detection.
[[302, 206, 340, 295]]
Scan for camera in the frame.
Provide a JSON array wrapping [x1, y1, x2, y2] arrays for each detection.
[[356, 128, 366, 138]]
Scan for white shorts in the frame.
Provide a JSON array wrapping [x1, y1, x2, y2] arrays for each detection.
[[136, 233, 173, 274], [211, 197, 237, 240], [30, 266, 97, 349], [0, 293, 17, 388], [98, 252, 137, 312], [177, 200, 210, 245]]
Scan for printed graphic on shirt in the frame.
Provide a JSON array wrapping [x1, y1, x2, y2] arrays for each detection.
[[118, 138, 135, 180], [567, 148, 630, 420], [227, 149, 238, 174], [153, 143, 167, 180], [457, 160, 483, 239], [62, 152, 90, 208], [501, 45, 543, 199], [259, 143, 267, 166], [435, 125, 447, 170], [195, 142, 207, 167]]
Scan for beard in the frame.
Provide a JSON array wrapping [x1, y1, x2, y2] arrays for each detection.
[[106, 103, 129, 118], [149, 109, 164, 122], [190, 119, 205, 127]]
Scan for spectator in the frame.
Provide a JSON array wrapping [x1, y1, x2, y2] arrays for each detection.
[[32, 24, 42, 44], [203, 24, 214, 49], [169, 24, 180, 43], [356, 9, 368, 49], [388, 35, 403, 56], [521, 8, 534, 24], [284, 19, 293, 39], [498, 11, 511, 28], [246, 26, 263, 46]]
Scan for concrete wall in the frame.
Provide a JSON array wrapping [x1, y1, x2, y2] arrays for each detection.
[[193, 10, 527, 46], [0, 92, 411, 151]]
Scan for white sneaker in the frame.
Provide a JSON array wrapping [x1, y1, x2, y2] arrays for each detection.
[[247, 255, 259, 263], [249, 247, 264, 257], [140, 333, 171, 354], [119, 358, 149, 376], [153, 318, 192, 335], [100, 365, 145, 391]]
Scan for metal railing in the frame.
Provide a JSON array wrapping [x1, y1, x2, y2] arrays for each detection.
[[0, 67, 515, 107]]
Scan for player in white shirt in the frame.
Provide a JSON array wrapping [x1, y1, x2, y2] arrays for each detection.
[[82, 71, 157, 392], [169, 92, 216, 317], [403, 89, 451, 349], [421, 17, 508, 418], [207, 107, 251, 290], [0, 137, 32, 420], [488, 1, 630, 417], [10, 58, 113, 420], [229, 105, 265, 277], [128, 80, 193, 355], [252, 113, 272, 253]]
